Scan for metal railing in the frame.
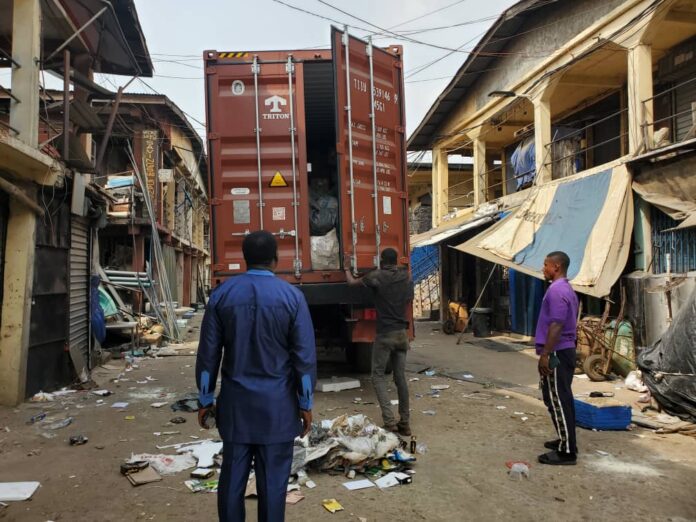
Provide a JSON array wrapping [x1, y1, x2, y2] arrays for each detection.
[[641, 76, 696, 151], [544, 107, 628, 177]]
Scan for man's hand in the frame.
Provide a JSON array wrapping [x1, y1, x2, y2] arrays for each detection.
[[198, 406, 212, 429], [538, 354, 552, 377], [300, 409, 312, 437]]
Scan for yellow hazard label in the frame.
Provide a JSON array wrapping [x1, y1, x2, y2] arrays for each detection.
[[218, 52, 249, 59], [269, 171, 288, 187]]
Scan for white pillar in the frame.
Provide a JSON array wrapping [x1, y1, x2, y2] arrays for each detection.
[[9, 0, 41, 147], [431, 147, 449, 227], [627, 43, 654, 153], [533, 97, 553, 184], [473, 138, 486, 207]]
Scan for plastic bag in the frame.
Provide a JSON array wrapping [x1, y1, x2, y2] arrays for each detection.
[[309, 194, 338, 236], [311, 228, 340, 270]]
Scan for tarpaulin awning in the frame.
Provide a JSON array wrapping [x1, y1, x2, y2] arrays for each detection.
[[454, 165, 633, 298], [411, 216, 494, 248], [632, 162, 696, 231]]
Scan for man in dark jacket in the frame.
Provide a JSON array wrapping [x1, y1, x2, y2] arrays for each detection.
[[346, 248, 413, 436], [196, 231, 317, 522]]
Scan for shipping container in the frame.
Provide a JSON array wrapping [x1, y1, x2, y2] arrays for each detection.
[[204, 27, 410, 368]]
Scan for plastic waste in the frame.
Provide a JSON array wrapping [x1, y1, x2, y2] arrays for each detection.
[[310, 228, 340, 269], [45, 417, 73, 430], [69, 435, 88, 446], [508, 463, 530, 480], [415, 443, 429, 455], [309, 193, 338, 236]]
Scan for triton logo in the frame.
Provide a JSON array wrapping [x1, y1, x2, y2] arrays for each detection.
[[264, 95, 287, 113]]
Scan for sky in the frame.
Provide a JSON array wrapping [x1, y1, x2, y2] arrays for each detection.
[[124, 0, 518, 141], [1, 0, 518, 144]]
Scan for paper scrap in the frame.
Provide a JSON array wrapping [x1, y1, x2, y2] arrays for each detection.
[[322, 499, 344, 513], [431, 384, 450, 391], [286, 490, 305, 504], [112, 402, 129, 409], [462, 374, 474, 379], [342, 479, 375, 491], [150, 402, 168, 408], [0, 482, 40, 502], [375, 472, 409, 489]]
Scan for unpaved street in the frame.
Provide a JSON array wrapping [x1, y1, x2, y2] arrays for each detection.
[[1, 318, 695, 522]]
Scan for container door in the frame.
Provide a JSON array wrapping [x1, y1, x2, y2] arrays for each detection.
[[332, 27, 408, 271], [205, 54, 310, 279]]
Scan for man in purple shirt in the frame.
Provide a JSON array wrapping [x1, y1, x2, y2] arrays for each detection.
[[536, 251, 579, 465]]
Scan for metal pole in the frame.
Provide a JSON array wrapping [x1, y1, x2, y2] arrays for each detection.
[[96, 86, 124, 174], [343, 27, 358, 273], [45, 6, 108, 63], [287, 56, 302, 278], [367, 37, 380, 269], [252, 55, 265, 229]]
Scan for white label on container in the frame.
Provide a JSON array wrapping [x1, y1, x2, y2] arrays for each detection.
[[231, 187, 250, 196], [272, 207, 286, 221], [233, 200, 250, 224], [383, 196, 392, 215], [228, 263, 241, 270]]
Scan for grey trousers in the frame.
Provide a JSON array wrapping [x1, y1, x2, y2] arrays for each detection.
[[372, 329, 410, 426]]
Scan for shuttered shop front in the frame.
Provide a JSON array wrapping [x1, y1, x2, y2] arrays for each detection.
[[69, 216, 91, 372]]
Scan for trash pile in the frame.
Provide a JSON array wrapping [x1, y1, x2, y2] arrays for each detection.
[[291, 414, 419, 489]]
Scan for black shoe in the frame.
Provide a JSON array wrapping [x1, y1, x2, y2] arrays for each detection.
[[397, 422, 412, 437], [538, 450, 577, 466], [544, 439, 561, 450]]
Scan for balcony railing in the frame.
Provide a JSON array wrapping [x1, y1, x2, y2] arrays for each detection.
[[641, 76, 696, 151]]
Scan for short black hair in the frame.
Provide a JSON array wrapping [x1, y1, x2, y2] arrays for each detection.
[[380, 248, 398, 266], [546, 251, 570, 272], [243, 231, 278, 266]]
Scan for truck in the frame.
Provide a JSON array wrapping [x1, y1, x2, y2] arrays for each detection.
[[203, 27, 410, 370]]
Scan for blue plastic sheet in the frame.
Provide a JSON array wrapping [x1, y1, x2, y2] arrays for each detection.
[[90, 275, 106, 343]]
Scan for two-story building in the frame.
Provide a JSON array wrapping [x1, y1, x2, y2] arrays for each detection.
[[408, 0, 696, 343]]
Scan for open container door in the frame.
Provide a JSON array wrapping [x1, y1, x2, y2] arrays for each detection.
[[332, 27, 409, 272], [205, 51, 310, 281]]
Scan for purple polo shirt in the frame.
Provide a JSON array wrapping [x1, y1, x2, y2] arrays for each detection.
[[535, 278, 579, 354]]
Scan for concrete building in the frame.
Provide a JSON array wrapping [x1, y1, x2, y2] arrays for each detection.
[[409, 0, 696, 343], [93, 93, 209, 312], [0, 0, 152, 404]]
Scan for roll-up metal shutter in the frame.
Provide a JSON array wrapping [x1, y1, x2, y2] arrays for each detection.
[[162, 244, 178, 304], [69, 216, 90, 370]]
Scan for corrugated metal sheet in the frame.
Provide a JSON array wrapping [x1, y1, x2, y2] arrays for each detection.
[[69, 217, 90, 365]]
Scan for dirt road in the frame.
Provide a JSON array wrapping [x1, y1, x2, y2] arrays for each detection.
[[1, 318, 695, 521]]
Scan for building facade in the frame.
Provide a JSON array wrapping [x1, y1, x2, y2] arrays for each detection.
[[409, 0, 696, 342]]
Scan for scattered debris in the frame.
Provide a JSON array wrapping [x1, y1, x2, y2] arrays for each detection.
[[496, 406, 507, 410], [286, 490, 305, 504], [317, 377, 361, 393], [343, 479, 375, 491], [191, 468, 216, 479], [178, 441, 223, 468], [431, 384, 450, 391], [128, 453, 197, 475], [26, 412, 47, 425], [171, 394, 199, 412], [125, 416, 136, 421], [422, 410, 436, 416], [170, 417, 187, 424], [45, 417, 74, 430], [151, 402, 169, 409], [462, 374, 474, 379], [375, 472, 411, 488], [409, 378, 420, 382], [127, 465, 162, 486], [0, 482, 41, 502], [508, 462, 530, 480], [185, 479, 219, 493], [69, 435, 88, 446], [112, 402, 129, 409], [30, 392, 55, 402], [322, 499, 344, 514], [91, 390, 112, 397]]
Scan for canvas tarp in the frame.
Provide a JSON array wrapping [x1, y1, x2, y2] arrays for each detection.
[[454, 165, 633, 298], [633, 164, 696, 230]]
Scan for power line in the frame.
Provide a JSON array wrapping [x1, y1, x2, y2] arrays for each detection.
[[388, 0, 472, 31]]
